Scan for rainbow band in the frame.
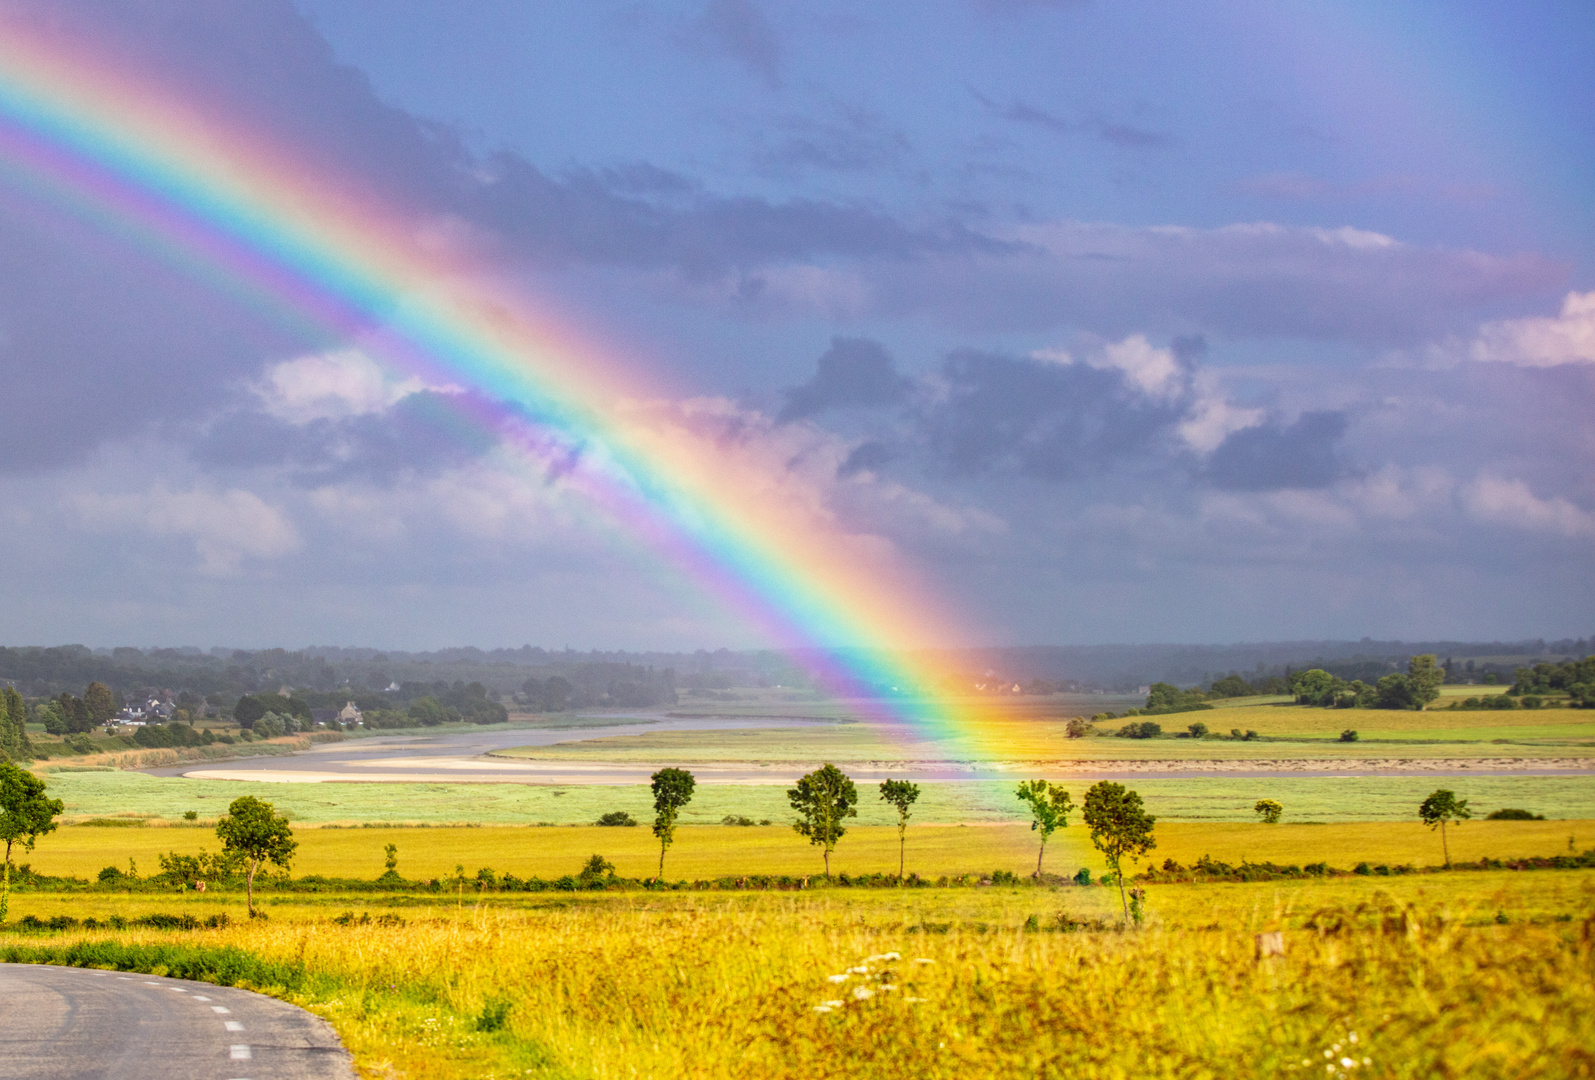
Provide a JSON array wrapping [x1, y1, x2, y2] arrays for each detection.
[[0, 21, 995, 756]]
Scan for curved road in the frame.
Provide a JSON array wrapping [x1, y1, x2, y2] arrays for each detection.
[[0, 964, 353, 1080]]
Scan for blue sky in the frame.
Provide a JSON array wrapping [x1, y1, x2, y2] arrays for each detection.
[[0, 0, 1590, 649]]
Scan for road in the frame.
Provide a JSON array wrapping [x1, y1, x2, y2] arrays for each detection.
[[0, 964, 353, 1080]]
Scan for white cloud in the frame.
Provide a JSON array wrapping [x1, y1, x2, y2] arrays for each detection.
[[73, 487, 302, 574], [1461, 474, 1595, 538], [1467, 291, 1595, 367], [255, 350, 438, 422]]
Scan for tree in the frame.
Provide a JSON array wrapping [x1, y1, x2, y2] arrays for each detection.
[[789, 763, 857, 879], [1419, 789, 1471, 867], [1290, 669, 1337, 706], [1209, 674, 1252, 699], [0, 762, 63, 921], [215, 795, 296, 917], [879, 778, 920, 880], [1014, 779, 1075, 875], [1374, 673, 1415, 710], [57, 692, 94, 735], [650, 767, 696, 878], [1082, 781, 1157, 923], [1254, 799, 1283, 824], [233, 694, 267, 729], [1406, 654, 1444, 710], [83, 682, 119, 724], [0, 688, 33, 762]]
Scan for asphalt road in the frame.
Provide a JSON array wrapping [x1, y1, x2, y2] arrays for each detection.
[[0, 964, 353, 1080]]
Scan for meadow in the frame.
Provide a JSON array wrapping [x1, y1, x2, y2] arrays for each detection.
[[35, 768, 1595, 827], [3, 871, 1592, 1078], [24, 819, 1595, 884]]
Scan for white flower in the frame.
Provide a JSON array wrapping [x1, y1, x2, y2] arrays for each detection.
[[852, 986, 874, 1001], [866, 952, 901, 962], [812, 1005, 833, 1013], [914, 958, 935, 965], [848, 966, 870, 974], [1341, 1058, 1356, 1068], [821, 1000, 842, 1009], [826, 974, 849, 983], [1348, 1034, 1358, 1044]]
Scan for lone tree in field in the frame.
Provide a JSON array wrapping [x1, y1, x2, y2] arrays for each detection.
[[1014, 779, 1075, 876], [789, 763, 857, 879], [1082, 781, 1157, 923], [215, 795, 296, 917], [0, 762, 63, 921], [650, 767, 696, 879], [1254, 799, 1283, 824], [1419, 789, 1471, 867], [878, 778, 920, 880]]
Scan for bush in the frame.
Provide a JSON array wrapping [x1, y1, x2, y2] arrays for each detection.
[[1115, 721, 1162, 739], [1186, 722, 1209, 738], [1072, 867, 1092, 886], [1485, 808, 1545, 820], [1340, 729, 1359, 742], [1064, 717, 1091, 738], [596, 811, 637, 827], [720, 815, 758, 826]]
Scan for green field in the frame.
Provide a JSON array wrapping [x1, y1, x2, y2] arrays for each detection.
[[34, 768, 1595, 827]]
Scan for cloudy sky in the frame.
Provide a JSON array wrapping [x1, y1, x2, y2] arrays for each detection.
[[0, 0, 1590, 650]]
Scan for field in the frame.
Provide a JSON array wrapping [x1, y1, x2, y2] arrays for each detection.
[[4, 871, 1593, 1078], [34, 768, 1595, 827], [10, 695, 1595, 1077], [21, 819, 1595, 884], [494, 699, 1595, 763]]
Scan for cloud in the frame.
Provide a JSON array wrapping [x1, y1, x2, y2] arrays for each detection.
[[1237, 172, 1500, 204], [72, 486, 301, 574], [779, 338, 912, 421], [255, 350, 434, 422], [682, 0, 782, 87], [1466, 291, 1595, 367], [919, 347, 1186, 480], [1461, 474, 1595, 538], [1205, 411, 1351, 492], [753, 219, 1567, 343], [969, 88, 1177, 149], [749, 107, 914, 177]]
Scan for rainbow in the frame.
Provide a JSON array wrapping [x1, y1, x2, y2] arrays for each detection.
[[0, 18, 1013, 757]]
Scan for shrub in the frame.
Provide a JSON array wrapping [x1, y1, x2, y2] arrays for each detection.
[[720, 815, 758, 826], [1072, 867, 1092, 886], [1485, 808, 1545, 820], [1340, 729, 1359, 742], [1186, 722, 1209, 738], [1064, 717, 1091, 738], [595, 811, 637, 827], [1114, 721, 1162, 739]]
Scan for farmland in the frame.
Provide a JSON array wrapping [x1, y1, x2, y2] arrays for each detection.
[[4, 870, 1593, 1078]]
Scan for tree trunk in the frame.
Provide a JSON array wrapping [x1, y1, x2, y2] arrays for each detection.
[[898, 830, 905, 882], [823, 847, 831, 880], [1114, 859, 1129, 922], [246, 858, 258, 917], [657, 842, 666, 880], [1441, 820, 1450, 867], [0, 856, 9, 924], [1036, 840, 1045, 877]]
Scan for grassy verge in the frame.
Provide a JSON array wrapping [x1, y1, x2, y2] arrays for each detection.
[[3, 872, 1592, 1078]]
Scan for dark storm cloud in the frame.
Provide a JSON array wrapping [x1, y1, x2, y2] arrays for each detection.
[[1205, 411, 1351, 491], [191, 391, 499, 486], [919, 349, 1186, 480], [837, 440, 894, 478], [779, 338, 912, 421]]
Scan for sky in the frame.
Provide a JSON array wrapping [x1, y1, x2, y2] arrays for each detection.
[[0, 0, 1590, 650]]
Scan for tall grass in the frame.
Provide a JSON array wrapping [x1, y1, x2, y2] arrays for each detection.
[[5, 872, 1593, 1078]]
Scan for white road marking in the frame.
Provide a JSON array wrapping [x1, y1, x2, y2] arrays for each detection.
[[211, 1006, 231, 1014], [230, 1045, 252, 1060], [224, 1021, 245, 1032], [193, 995, 211, 1001]]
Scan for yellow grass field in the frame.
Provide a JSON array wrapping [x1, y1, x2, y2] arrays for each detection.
[[25, 819, 1595, 884], [3, 871, 1593, 1078]]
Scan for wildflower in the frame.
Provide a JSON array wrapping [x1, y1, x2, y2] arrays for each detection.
[[821, 1000, 842, 1009], [848, 965, 870, 974], [812, 1005, 832, 1014], [1340, 1058, 1355, 1068], [826, 974, 849, 983], [852, 986, 874, 1001], [914, 958, 935, 965], [866, 951, 901, 962]]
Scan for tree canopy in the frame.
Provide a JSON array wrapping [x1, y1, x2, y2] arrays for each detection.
[[216, 795, 296, 916], [879, 778, 920, 880], [789, 763, 857, 879], [1014, 779, 1074, 875], [1083, 781, 1157, 923], [650, 767, 696, 878], [0, 762, 63, 920]]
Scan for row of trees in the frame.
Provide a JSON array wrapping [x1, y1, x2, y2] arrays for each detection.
[[1510, 657, 1595, 705], [1288, 654, 1446, 710]]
